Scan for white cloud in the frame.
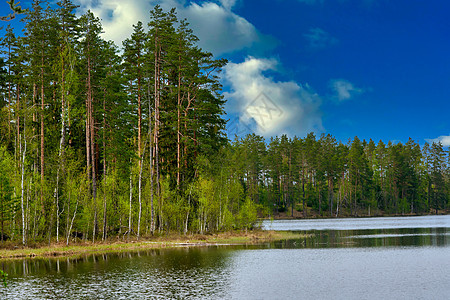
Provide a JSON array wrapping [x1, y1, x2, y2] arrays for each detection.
[[426, 135, 450, 147], [219, 0, 238, 10], [223, 57, 323, 137], [178, 1, 261, 55], [329, 79, 364, 101], [74, 0, 265, 55], [303, 27, 338, 49], [75, 0, 151, 47]]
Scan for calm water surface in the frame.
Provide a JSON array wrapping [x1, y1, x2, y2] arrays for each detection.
[[2, 215, 449, 299]]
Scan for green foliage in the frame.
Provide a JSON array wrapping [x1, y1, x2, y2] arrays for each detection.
[[226, 134, 449, 218], [237, 197, 258, 230], [0, 0, 448, 245], [0, 269, 7, 288], [0, 146, 18, 238]]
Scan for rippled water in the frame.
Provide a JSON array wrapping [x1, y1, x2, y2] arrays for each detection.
[[2, 215, 450, 299]]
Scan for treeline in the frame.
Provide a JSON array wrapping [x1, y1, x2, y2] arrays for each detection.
[[0, 0, 258, 245], [0, 1, 448, 246], [230, 133, 449, 218]]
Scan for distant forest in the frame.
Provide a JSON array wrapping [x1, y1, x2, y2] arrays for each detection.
[[231, 133, 449, 218], [0, 1, 448, 245]]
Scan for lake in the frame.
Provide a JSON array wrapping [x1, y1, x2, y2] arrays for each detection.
[[1, 215, 449, 299]]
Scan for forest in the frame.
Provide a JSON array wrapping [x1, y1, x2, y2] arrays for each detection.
[[232, 133, 449, 218], [0, 0, 449, 246]]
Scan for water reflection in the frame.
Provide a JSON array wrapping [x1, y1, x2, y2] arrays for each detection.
[[3, 247, 236, 299], [270, 227, 450, 249], [2, 216, 450, 299]]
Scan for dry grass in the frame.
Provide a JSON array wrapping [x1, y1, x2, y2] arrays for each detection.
[[0, 230, 307, 260]]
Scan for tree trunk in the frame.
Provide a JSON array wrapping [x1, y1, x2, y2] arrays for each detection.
[[329, 179, 333, 217], [137, 154, 143, 240], [137, 54, 142, 240], [66, 195, 79, 246], [7, 42, 12, 142], [40, 60, 45, 221], [20, 134, 27, 246], [54, 176, 60, 243], [86, 43, 98, 242], [128, 168, 133, 239], [154, 32, 162, 232], [102, 95, 107, 241], [148, 81, 154, 235], [177, 43, 182, 188]]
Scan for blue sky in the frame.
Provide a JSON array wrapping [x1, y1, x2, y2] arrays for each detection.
[[223, 0, 450, 145], [2, 0, 449, 145]]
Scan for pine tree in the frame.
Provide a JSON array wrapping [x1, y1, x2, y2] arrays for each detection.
[[374, 140, 388, 210], [335, 142, 348, 216], [429, 142, 446, 214], [348, 136, 372, 216], [23, 0, 59, 236], [147, 6, 177, 231], [51, 0, 80, 243], [0, 25, 19, 147], [319, 134, 339, 216], [123, 21, 146, 239], [79, 10, 105, 240]]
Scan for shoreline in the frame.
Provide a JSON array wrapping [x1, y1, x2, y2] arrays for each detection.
[[2, 214, 447, 260], [265, 211, 449, 220], [0, 230, 304, 260]]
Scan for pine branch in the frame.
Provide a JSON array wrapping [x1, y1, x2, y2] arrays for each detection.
[[0, 0, 28, 21]]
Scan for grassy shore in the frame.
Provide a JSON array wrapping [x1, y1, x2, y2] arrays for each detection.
[[0, 230, 305, 260]]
